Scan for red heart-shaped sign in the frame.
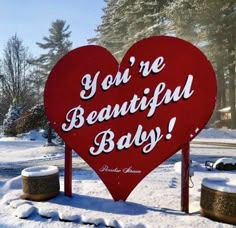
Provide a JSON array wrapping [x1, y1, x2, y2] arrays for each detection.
[[44, 36, 216, 201]]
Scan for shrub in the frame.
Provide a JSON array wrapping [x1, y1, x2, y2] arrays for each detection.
[[16, 104, 48, 134], [3, 104, 21, 136]]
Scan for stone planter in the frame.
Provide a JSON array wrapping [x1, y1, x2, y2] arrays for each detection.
[[200, 178, 236, 225], [21, 166, 60, 201]]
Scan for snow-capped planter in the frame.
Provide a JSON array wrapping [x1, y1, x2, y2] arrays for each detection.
[[200, 177, 236, 225], [21, 166, 60, 201]]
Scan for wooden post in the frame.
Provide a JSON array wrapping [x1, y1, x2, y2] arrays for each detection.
[[64, 144, 72, 197], [181, 142, 190, 213]]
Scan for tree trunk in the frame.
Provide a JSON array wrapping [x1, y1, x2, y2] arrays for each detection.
[[47, 122, 52, 144], [211, 59, 226, 123], [228, 65, 236, 129], [228, 27, 236, 129]]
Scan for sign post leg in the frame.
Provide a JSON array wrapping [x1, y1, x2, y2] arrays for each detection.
[[64, 144, 72, 197], [181, 142, 190, 213]]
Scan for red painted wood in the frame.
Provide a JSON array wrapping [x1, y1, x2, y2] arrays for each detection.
[[181, 142, 190, 213], [64, 144, 72, 197], [44, 36, 216, 201]]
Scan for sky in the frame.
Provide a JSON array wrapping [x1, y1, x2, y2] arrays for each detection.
[[0, 0, 105, 57]]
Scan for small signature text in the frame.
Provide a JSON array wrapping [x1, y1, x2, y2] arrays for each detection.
[[99, 165, 141, 174]]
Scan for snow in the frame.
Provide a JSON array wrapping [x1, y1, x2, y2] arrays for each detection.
[[0, 130, 64, 163], [0, 128, 235, 227], [1, 176, 22, 196], [212, 157, 236, 168], [13, 204, 36, 219], [2, 104, 21, 137], [2, 191, 22, 205], [21, 165, 58, 177], [218, 107, 231, 113], [10, 199, 32, 208], [198, 128, 236, 138], [202, 177, 236, 193], [195, 128, 236, 144]]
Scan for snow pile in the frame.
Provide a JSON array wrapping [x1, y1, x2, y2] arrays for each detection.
[[18, 129, 46, 141], [0, 176, 22, 197], [202, 177, 236, 193], [1, 191, 22, 205], [21, 165, 58, 177], [0, 128, 235, 227], [1, 186, 128, 227], [13, 204, 36, 219], [1, 164, 235, 227], [196, 128, 236, 139], [0, 133, 64, 163], [174, 160, 201, 174], [10, 199, 32, 208], [213, 157, 236, 168]]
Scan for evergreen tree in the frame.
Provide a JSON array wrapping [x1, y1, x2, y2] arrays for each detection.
[[35, 19, 72, 144], [34, 19, 72, 79], [89, 0, 128, 60], [92, 0, 235, 128], [15, 103, 47, 134], [3, 100, 21, 136], [125, 0, 168, 49], [27, 67, 45, 104], [90, 0, 170, 60], [163, 0, 236, 128]]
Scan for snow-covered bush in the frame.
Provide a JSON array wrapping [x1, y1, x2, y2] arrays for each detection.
[[3, 104, 21, 136], [16, 104, 48, 134]]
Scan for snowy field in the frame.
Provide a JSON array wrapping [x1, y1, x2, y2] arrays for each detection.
[[0, 129, 235, 227]]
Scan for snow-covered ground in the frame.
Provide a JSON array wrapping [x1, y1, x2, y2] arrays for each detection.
[[0, 129, 235, 227]]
